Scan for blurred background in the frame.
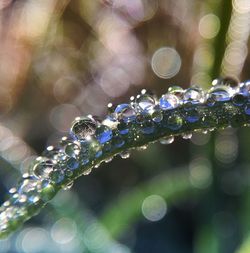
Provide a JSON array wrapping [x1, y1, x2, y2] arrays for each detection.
[[0, 0, 250, 252]]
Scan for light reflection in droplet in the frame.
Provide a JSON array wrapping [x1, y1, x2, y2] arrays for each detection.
[[199, 14, 220, 39], [141, 195, 167, 222]]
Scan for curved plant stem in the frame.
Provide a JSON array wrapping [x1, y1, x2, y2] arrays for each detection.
[[0, 82, 250, 238]]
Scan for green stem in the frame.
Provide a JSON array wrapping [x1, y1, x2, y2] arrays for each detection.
[[0, 83, 250, 238]]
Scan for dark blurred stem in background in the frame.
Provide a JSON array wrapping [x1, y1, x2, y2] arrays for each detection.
[[195, 0, 233, 253], [210, 0, 235, 252], [210, 0, 232, 79]]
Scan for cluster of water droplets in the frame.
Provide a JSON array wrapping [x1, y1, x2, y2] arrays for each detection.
[[1, 77, 250, 236]]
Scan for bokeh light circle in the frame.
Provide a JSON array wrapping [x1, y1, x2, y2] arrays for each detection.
[[151, 47, 181, 79], [199, 14, 220, 39], [141, 195, 167, 222]]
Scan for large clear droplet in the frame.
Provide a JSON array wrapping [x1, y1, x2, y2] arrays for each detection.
[[136, 94, 156, 113], [208, 85, 232, 102], [168, 86, 184, 98], [64, 142, 81, 158], [151, 107, 163, 122], [33, 158, 56, 179], [232, 93, 247, 106], [115, 104, 136, 123], [159, 94, 179, 110], [95, 125, 113, 144], [183, 87, 204, 104], [70, 116, 97, 139], [212, 77, 239, 87], [40, 180, 55, 201]]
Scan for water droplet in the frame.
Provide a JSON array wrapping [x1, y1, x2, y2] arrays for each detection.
[[107, 103, 115, 113], [117, 121, 129, 135], [102, 115, 119, 129], [105, 157, 113, 163], [115, 104, 136, 123], [151, 108, 163, 122], [168, 86, 184, 97], [67, 157, 79, 171], [49, 169, 65, 184], [63, 181, 74, 190], [136, 94, 156, 112], [83, 168, 92, 175], [112, 136, 125, 148], [244, 103, 250, 115], [42, 145, 61, 159], [40, 180, 55, 201], [212, 77, 239, 87], [183, 87, 204, 104], [232, 93, 247, 106], [120, 151, 130, 159], [140, 121, 155, 134], [159, 94, 179, 110], [208, 85, 232, 102], [33, 158, 56, 179], [160, 136, 174, 144], [185, 109, 200, 123], [89, 140, 103, 158], [95, 125, 113, 144], [64, 142, 81, 157], [18, 179, 37, 194], [137, 145, 148, 151], [240, 81, 250, 95], [166, 114, 183, 130], [182, 133, 192, 139], [70, 116, 97, 139], [9, 188, 17, 194]]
